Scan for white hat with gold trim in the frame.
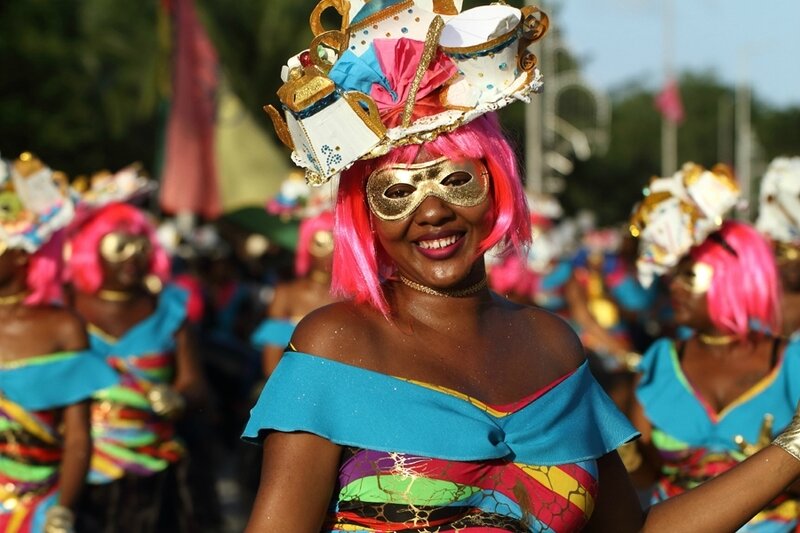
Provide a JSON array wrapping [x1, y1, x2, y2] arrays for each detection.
[[266, 0, 548, 185], [0, 152, 75, 253], [756, 156, 800, 244], [629, 162, 740, 286]]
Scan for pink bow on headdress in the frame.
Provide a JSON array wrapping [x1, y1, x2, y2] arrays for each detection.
[[370, 38, 458, 128]]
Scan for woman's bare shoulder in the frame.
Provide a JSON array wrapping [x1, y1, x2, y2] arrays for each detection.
[[496, 296, 587, 373], [289, 300, 386, 367], [19, 305, 89, 353]]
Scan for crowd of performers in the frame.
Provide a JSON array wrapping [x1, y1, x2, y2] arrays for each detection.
[[5, 1, 800, 532], [3, 146, 800, 532]]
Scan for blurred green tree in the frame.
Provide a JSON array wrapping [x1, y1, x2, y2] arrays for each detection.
[[0, 0, 164, 176]]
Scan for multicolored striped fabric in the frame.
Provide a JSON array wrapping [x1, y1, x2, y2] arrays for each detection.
[[244, 352, 637, 532], [327, 445, 599, 531], [637, 338, 800, 532], [0, 351, 118, 533], [87, 284, 189, 484]]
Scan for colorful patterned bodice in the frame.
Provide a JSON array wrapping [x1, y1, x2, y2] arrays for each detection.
[[637, 338, 800, 531], [0, 352, 117, 532], [87, 285, 189, 484], [244, 352, 637, 532], [327, 447, 598, 532]]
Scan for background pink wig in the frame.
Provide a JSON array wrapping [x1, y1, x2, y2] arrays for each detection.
[[24, 233, 66, 306], [295, 210, 335, 277], [690, 220, 781, 336], [65, 202, 171, 294], [333, 113, 531, 313], [488, 253, 537, 299]]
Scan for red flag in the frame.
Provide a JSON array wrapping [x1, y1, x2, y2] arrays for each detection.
[[655, 79, 685, 124], [159, 0, 221, 218]]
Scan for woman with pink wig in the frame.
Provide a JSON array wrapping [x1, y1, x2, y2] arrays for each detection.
[[251, 210, 337, 378], [243, 1, 800, 530], [0, 154, 117, 533], [64, 202, 206, 533], [627, 217, 800, 530]]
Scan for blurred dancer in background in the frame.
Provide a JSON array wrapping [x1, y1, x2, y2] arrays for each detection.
[[757, 156, 800, 339], [487, 192, 572, 310], [0, 154, 116, 533], [64, 201, 206, 532], [627, 164, 800, 531], [252, 177, 337, 378], [565, 227, 654, 409]]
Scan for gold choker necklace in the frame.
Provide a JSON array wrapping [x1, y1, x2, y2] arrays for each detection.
[[399, 275, 487, 298], [698, 333, 738, 346], [97, 289, 135, 302], [309, 270, 331, 284], [0, 291, 27, 306]]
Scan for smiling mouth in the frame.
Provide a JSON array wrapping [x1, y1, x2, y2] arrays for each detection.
[[414, 232, 466, 259], [417, 234, 461, 250]]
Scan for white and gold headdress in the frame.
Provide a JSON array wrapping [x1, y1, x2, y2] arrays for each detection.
[[266, 0, 548, 185], [629, 162, 740, 286], [0, 153, 75, 253], [756, 156, 800, 244]]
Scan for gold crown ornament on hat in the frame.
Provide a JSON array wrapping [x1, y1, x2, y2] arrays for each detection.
[[630, 162, 740, 287], [0, 152, 75, 253], [265, 0, 548, 186]]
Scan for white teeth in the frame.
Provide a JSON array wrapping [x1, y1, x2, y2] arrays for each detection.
[[418, 235, 459, 250]]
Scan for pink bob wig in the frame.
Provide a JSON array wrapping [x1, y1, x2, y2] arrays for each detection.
[[295, 210, 335, 277], [333, 113, 531, 314], [24, 233, 67, 306], [690, 220, 781, 337], [64, 202, 171, 294]]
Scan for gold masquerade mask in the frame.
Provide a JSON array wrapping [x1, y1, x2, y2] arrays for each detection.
[[366, 157, 489, 221], [99, 232, 151, 263], [673, 262, 715, 295], [309, 229, 334, 258]]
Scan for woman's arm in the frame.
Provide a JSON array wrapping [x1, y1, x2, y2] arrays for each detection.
[[564, 276, 631, 357], [588, 444, 800, 532], [171, 323, 207, 410], [584, 451, 647, 532], [643, 445, 800, 532], [49, 310, 92, 528], [623, 387, 662, 488], [58, 400, 91, 508], [261, 284, 289, 378], [245, 431, 342, 532]]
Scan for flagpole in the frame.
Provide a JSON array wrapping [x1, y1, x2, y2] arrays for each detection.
[[661, 0, 677, 176], [735, 60, 752, 219], [525, 0, 544, 194]]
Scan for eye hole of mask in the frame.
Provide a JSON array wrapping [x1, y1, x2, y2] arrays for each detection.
[[384, 183, 416, 199], [440, 171, 473, 187], [382, 171, 475, 199]]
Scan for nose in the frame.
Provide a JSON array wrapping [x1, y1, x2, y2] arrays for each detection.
[[412, 194, 455, 226]]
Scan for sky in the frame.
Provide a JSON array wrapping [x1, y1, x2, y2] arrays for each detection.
[[553, 0, 800, 108]]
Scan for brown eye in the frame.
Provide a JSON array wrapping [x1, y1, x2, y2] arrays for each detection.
[[384, 184, 415, 199], [441, 172, 472, 187]]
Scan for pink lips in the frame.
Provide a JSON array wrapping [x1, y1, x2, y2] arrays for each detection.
[[414, 232, 465, 260]]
